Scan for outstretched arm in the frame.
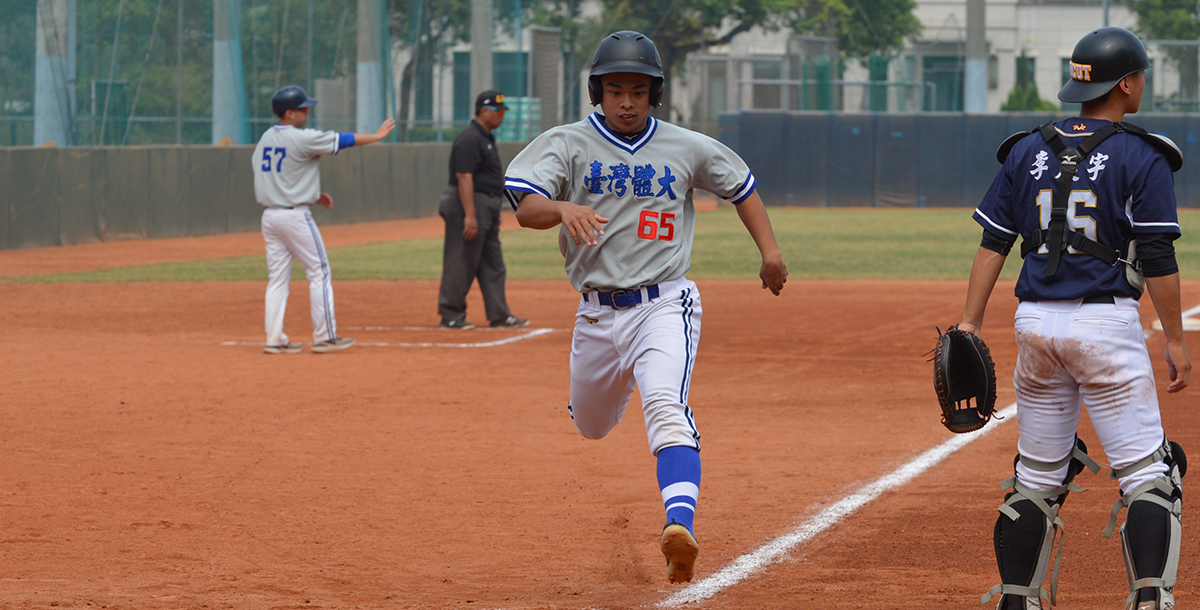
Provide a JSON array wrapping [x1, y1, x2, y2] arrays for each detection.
[[513, 192, 609, 247], [345, 118, 396, 147], [1146, 272, 1191, 393], [734, 192, 787, 295], [959, 246, 1006, 335]]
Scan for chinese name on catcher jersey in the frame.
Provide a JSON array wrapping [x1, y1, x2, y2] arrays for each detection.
[[974, 117, 1179, 302]]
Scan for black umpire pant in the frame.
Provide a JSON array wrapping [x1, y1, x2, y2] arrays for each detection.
[[437, 185, 513, 325]]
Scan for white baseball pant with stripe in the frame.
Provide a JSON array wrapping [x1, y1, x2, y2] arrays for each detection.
[[568, 276, 703, 455], [262, 205, 339, 346]]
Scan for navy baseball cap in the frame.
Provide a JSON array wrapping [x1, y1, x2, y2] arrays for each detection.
[[475, 90, 509, 113], [272, 86, 319, 116]]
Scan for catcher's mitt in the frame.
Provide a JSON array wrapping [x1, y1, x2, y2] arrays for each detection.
[[929, 325, 997, 434]]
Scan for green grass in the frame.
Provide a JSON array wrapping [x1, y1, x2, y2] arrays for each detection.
[[8, 208, 1200, 283]]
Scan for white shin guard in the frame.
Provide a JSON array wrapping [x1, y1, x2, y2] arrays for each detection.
[[1107, 440, 1185, 610], [984, 442, 1100, 609]]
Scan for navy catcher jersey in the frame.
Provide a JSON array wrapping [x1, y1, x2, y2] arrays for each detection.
[[974, 117, 1179, 301], [504, 113, 757, 292]]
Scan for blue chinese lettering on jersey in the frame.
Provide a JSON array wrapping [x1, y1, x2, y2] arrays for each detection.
[[633, 165, 656, 196], [656, 166, 677, 200], [608, 163, 631, 196], [587, 161, 677, 199], [584, 161, 607, 194]]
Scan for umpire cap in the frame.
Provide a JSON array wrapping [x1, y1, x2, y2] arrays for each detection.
[[588, 31, 664, 107], [1058, 27, 1151, 103], [272, 85, 318, 117]]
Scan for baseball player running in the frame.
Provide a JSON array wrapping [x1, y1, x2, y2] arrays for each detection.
[[253, 85, 395, 354], [504, 31, 787, 584], [961, 28, 1190, 610]]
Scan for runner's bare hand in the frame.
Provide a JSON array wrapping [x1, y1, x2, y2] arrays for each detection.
[[559, 203, 608, 247]]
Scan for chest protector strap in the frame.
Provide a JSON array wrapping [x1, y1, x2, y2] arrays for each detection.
[[1019, 122, 1125, 276]]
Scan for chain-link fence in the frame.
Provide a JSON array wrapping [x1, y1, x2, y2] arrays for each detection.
[[1, 0, 558, 147]]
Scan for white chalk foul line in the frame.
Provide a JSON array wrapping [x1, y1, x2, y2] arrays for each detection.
[[344, 325, 544, 332], [360, 327, 552, 348], [658, 402, 1018, 608], [222, 328, 553, 349]]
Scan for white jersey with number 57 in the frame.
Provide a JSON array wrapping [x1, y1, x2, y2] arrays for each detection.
[[253, 125, 343, 208], [504, 113, 757, 292]]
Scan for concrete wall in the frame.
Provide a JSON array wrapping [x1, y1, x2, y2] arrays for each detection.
[[0, 141, 526, 250]]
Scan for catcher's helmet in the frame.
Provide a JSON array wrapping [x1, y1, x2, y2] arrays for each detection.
[[588, 31, 664, 107], [272, 85, 319, 116], [1058, 27, 1151, 103]]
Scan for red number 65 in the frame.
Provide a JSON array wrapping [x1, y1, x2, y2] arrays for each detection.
[[637, 210, 675, 241]]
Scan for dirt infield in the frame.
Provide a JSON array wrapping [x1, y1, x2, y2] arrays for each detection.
[[1, 221, 1198, 610]]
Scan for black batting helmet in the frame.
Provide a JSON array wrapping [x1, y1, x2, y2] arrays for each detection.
[[272, 85, 318, 117], [1058, 27, 1151, 103], [588, 31, 664, 107]]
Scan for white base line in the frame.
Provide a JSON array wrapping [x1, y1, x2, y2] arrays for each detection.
[[221, 328, 552, 349], [343, 326, 541, 332], [658, 402, 1018, 608], [1183, 303, 1200, 319]]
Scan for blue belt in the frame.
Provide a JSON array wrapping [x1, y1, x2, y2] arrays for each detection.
[[594, 284, 660, 310]]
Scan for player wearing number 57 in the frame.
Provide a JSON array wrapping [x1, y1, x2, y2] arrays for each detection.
[[504, 31, 787, 584], [252, 85, 395, 355]]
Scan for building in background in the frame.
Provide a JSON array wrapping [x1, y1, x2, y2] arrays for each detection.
[[680, 0, 1189, 135]]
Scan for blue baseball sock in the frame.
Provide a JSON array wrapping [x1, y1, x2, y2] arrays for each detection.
[[657, 445, 701, 534]]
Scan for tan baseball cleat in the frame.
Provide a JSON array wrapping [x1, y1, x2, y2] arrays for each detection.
[[660, 522, 699, 584]]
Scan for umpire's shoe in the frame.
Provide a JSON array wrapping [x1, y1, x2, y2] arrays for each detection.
[[490, 315, 530, 328], [311, 337, 355, 353], [661, 521, 699, 583]]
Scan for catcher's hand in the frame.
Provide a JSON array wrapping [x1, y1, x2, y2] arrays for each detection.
[[929, 325, 998, 434]]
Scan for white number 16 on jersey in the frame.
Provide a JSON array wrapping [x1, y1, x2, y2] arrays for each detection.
[[1034, 189, 1097, 254]]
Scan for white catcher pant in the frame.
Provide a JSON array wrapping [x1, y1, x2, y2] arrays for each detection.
[[1012, 298, 1167, 496], [261, 206, 338, 346], [569, 276, 702, 456]]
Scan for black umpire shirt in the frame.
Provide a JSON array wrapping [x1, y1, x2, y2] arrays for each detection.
[[447, 119, 503, 196]]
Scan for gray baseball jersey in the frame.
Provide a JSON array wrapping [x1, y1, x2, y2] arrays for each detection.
[[252, 125, 343, 208], [504, 113, 757, 292]]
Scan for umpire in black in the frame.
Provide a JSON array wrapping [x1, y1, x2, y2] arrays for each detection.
[[437, 90, 528, 330]]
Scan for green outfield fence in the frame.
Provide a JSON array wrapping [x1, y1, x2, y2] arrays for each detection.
[[0, 141, 525, 251], [4, 113, 1197, 251], [720, 111, 1200, 210]]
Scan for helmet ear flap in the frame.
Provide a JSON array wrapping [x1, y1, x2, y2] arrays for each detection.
[[588, 76, 601, 106], [650, 78, 664, 108]]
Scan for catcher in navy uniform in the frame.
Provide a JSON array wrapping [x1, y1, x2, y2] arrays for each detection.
[[960, 27, 1190, 610]]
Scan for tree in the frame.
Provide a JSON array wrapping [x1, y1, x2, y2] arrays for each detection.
[[66, 0, 356, 144], [816, 0, 922, 60], [578, 0, 793, 121], [1124, 0, 1200, 110], [1001, 51, 1058, 111], [1000, 82, 1058, 111], [0, 1, 36, 115], [385, 0, 467, 140], [385, 0, 536, 139], [556, 0, 920, 121]]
